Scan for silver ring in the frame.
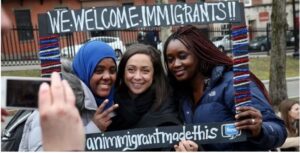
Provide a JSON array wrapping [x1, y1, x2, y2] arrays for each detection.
[[251, 118, 255, 124]]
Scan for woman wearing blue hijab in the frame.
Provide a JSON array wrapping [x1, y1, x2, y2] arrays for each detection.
[[72, 40, 118, 131], [18, 40, 118, 151], [72, 40, 117, 109]]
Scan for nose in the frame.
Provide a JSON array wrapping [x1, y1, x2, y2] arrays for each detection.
[[174, 58, 182, 67], [133, 71, 142, 80], [102, 71, 111, 80]]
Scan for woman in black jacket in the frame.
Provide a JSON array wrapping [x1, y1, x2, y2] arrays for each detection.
[[96, 44, 185, 151]]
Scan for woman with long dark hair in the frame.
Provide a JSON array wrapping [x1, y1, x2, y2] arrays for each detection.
[[163, 25, 287, 151], [97, 44, 182, 151], [279, 100, 299, 151]]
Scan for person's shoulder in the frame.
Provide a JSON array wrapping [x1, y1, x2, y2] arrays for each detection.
[[222, 70, 234, 80]]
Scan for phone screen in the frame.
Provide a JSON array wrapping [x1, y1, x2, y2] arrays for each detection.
[[6, 79, 50, 108]]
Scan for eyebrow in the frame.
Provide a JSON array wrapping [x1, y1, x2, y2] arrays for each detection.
[[96, 65, 116, 69], [127, 65, 151, 69]]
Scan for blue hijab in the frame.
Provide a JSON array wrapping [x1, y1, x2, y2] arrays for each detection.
[[72, 40, 117, 110]]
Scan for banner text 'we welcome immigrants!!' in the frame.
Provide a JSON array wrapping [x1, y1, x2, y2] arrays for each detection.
[[38, 1, 244, 35]]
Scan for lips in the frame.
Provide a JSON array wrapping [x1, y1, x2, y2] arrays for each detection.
[[173, 69, 185, 77], [98, 84, 111, 90], [132, 83, 143, 89]]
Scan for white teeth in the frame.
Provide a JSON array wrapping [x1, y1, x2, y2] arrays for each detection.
[[132, 83, 142, 88], [98, 84, 110, 89]]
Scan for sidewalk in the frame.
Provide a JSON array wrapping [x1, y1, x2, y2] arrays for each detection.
[[1, 65, 41, 71], [262, 77, 300, 99]]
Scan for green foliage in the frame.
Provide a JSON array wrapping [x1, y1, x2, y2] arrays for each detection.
[[1, 70, 40, 77], [250, 56, 299, 80]]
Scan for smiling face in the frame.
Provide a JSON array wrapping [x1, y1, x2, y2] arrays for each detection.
[[124, 54, 154, 95], [166, 39, 199, 81], [89, 58, 117, 97], [289, 103, 300, 121]]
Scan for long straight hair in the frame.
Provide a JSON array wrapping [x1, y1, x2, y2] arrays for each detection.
[[279, 100, 299, 136], [163, 25, 271, 104], [115, 43, 171, 110]]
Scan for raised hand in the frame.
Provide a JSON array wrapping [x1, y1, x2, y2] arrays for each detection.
[[38, 72, 85, 151], [235, 106, 263, 137], [92, 99, 119, 132]]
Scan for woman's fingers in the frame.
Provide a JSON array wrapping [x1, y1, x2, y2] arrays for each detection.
[[181, 140, 198, 151], [100, 104, 119, 118], [38, 83, 51, 114], [235, 106, 263, 137], [187, 140, 198, 151], [50, 72, 65, 105], [178, 141, 187, 151], [95, 99, 109, 114], [175, 140, 199, 152], [62, 80, 75, 106]]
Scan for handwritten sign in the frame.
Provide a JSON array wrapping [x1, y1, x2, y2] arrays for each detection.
[[85, 122, 247, 151], [38, 1, 244, 36]]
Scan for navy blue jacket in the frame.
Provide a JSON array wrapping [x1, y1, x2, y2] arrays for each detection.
[[178, 66, 287, 151]]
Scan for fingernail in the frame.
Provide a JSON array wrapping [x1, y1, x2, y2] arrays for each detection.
[[235, 115, 239, 119], [40, 83, 48, 91], [236, 107, 240, 110]]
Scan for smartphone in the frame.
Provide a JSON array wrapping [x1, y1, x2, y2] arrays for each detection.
[[1, 76, 51, 109]]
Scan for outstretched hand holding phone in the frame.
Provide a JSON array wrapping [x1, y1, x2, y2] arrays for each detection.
[[38, 72, 85, 151]]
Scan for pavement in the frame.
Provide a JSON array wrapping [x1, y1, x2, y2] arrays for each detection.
[[1, 65, 41, 71]]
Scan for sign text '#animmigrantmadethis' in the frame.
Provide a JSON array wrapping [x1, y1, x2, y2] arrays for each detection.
[[38, 1, 244, 35], [85, 122, 247, 151]]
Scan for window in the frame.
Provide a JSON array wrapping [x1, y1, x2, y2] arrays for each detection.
[[122, 0, 133, 6], [177, 0, 186, 3], [14, 10, 33, 41], [122, 3, 134, 6]]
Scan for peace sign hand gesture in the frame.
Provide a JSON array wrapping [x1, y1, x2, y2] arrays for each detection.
[[92, 100, 119, 132]]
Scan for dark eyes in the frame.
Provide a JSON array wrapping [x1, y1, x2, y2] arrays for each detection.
[[178, 52, 188, 59], [126, 67, 151, 74], [127, 67, 135, 73], [167, 56, 174, 63], [94, 67, 116, 74], [167, 52, 188, 63]]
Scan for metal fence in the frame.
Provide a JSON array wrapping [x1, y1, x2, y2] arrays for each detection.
[[1, 25, 296, 66]]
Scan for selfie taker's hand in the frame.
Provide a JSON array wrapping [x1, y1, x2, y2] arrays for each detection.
[[1, 108, 9, 122], [174, 140, 198, 151], [92, 100, 118, 132], [38, 72, 85, 151], [235, 106, 263, 138]]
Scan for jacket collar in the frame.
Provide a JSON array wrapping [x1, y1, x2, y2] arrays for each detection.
[[208, 65, 225, 88], [80, 81, 98, 110]]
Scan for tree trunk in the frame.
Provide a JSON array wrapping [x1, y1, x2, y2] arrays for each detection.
[[269, 0, 288, 109], [158, 0, 171, 73]]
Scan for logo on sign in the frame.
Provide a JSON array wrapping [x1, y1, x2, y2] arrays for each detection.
[[221, 123, 241, 139]]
